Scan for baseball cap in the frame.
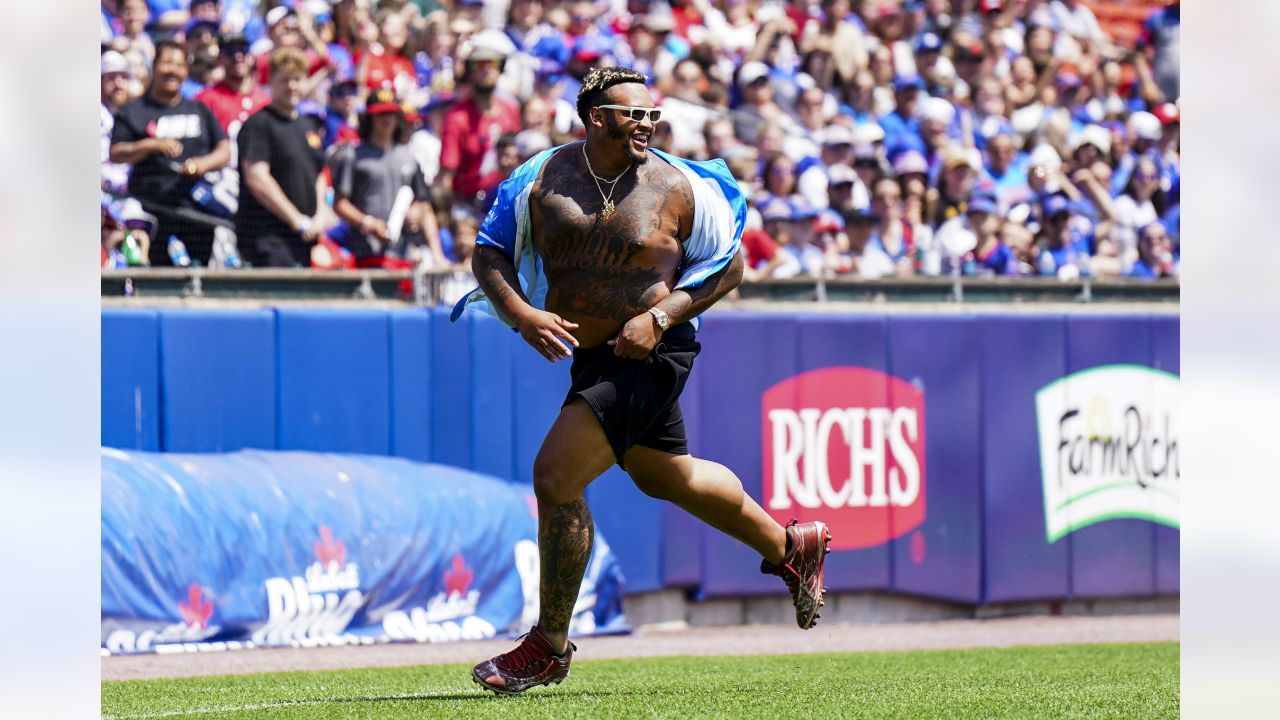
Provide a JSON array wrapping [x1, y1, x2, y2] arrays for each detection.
[[101, 50, 130, 76], [421, 91, 458, 115], [892, 150, 928, 176], [1028, 143, 1062, 172], [1056, 71, 1082, 89], [979, 0, 1004, 13], [967, 193, 999, 215], [265, 6, 295, 29], [1042, 193, 1071, 218], [1129, 111, 1162, 141], [790, 199, 820, 220], [365, 88, 402, 115], [759, 197, 792, 222], [739, 61, 771, 87], [954, 41, 985, 62], [915, 32, 943, 54], [185, 18, 221, 36], [1153, 102, 1180, 125], [893, 74, 925, 92], [828, 164, 857, 185], [515, 129, 552, 157], [465, 29, 516, 61], [821, 124, 855, 146], [943, 146, 981, 172], [920, 96, 955, 125], [852, 143, 879, 162], [851, 122, 886, 145], [1070, 124, 1111, 155]]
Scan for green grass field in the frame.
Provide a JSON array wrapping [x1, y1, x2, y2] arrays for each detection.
[[102, 642, 1177, 719]]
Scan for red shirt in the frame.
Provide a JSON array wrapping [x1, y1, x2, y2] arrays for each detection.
[[196, 81, 270, 134], [740, 228, 779, 269], [440, 96, 521, 201], [352, 47, 415, 91]]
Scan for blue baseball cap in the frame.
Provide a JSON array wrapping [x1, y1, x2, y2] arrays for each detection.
[[1042, 193, 1071, 218], [790, 199, 821, 220], [915, 32, 943, 53], [759, 197, 793, 222], [967, 193, 999, 215], [894, 74, 925, 92]]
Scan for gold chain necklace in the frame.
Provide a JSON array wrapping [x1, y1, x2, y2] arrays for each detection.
[[582, 144, 631, 220]]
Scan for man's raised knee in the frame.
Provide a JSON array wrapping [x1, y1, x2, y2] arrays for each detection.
[[533, 455, 585, 506]]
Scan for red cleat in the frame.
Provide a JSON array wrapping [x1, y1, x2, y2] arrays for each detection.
[[472, 625, 575, 695], [761, 519, 832, 629]]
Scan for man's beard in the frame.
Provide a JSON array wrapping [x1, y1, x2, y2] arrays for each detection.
[[605, 113, 649, 164]]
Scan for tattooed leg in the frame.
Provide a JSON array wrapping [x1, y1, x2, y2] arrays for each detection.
[[531, 399, 616, 653], [537, 498, 594, 653]]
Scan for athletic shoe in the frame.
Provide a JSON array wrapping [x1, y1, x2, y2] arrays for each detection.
[[472, 625, 575, 695], [761, 519, 832, 629]]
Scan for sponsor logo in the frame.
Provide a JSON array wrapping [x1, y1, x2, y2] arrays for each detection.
[[103, 582, 221, 654], [251, 525, 364, 647], [381, 553, 497, 643], [763, 367, 927, 551], [1035, 364, 1180, 542]]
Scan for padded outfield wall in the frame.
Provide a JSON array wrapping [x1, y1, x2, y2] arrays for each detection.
[[103, 307, 1179, 607]]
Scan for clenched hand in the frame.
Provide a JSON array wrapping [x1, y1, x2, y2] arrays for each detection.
[[608, 312, 662, 360]]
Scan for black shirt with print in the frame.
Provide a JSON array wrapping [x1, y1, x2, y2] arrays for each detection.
[[235, 104, 326, 239], [111, 94, 226, 207]]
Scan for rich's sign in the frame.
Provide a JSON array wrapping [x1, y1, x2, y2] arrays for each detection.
[[762, 367, 927, 551]]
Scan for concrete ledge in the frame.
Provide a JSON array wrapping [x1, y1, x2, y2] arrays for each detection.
[[622, 590, 1179, 630]]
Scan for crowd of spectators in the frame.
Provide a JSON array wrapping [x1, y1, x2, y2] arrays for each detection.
[[100, 0, 1180, 282]]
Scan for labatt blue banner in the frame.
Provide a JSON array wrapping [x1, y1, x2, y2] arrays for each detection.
[[101, 449, 628, 655]]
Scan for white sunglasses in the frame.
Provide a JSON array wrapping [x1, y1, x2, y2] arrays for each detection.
[[596, 104, 662, 123]]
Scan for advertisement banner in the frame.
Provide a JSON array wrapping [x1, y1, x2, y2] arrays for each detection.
[[101, 449, 627, 655], [1035, 365, 1180, 542]]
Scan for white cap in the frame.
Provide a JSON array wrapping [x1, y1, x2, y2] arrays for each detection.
[[828, 164, 857, 185], [1071, 124, 1112, 155], [101, 50, 130, 76], [265, 5, 294, 29], [852, 122, 886, 144], [920, 96, 955, 126], [462, 28, 516, 61], [1129, 111, 1162, 141], [738, 61, 770, 87], [1028, 143, 1062, 173], [820, 124, 855, 146]]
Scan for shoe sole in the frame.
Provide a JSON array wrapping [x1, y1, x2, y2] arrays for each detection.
[[472, 672, 568, 696], [798, 522, 833, 630]]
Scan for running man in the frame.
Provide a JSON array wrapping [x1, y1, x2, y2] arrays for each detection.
[[453, 67, 831, 696]]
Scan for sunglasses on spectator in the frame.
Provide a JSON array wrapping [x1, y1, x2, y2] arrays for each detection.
[[468, 58, 505, 70], [597, 104, 662, 122], [854, 158, 879, 168], [1137, 171, 1159, 181]]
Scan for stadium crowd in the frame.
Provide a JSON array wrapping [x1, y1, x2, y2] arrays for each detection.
[[100, 0, 1180, 285]]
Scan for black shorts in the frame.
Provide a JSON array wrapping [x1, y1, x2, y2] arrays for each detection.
[[563, 322, 700, 468]]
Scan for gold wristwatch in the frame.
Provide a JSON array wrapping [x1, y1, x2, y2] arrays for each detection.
[[648, 307, 671, 331]]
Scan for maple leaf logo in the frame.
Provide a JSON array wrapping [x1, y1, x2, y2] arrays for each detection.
[[314, 525, 346, 568], [178, 583, 214, 629], [444, 554, 473, 597]]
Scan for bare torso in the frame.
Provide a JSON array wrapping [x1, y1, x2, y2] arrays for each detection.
[[530, 143, 694, 348]]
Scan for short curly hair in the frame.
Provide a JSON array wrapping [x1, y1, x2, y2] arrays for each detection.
[[576, 66, 648, 127]]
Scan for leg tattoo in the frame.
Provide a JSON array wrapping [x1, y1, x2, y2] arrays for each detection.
[[537, 499, 594, 645]]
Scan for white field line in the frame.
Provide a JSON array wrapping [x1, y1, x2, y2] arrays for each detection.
[[101, 689, 459, 719]]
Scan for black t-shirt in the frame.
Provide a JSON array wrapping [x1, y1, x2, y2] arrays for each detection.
[[235, 105, 325, 238], [111, 94, 226, 206]]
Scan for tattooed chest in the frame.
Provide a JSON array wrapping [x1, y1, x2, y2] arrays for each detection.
[[532, 182, 684, 321]]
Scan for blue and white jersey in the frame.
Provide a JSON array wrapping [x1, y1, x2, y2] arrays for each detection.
[[451, 145, 747, 332]]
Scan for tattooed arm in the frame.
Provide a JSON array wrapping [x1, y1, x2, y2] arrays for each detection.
[[473, 245, 580, 363], [607, 249, 745, 360], [653, 248, 745, 324]]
